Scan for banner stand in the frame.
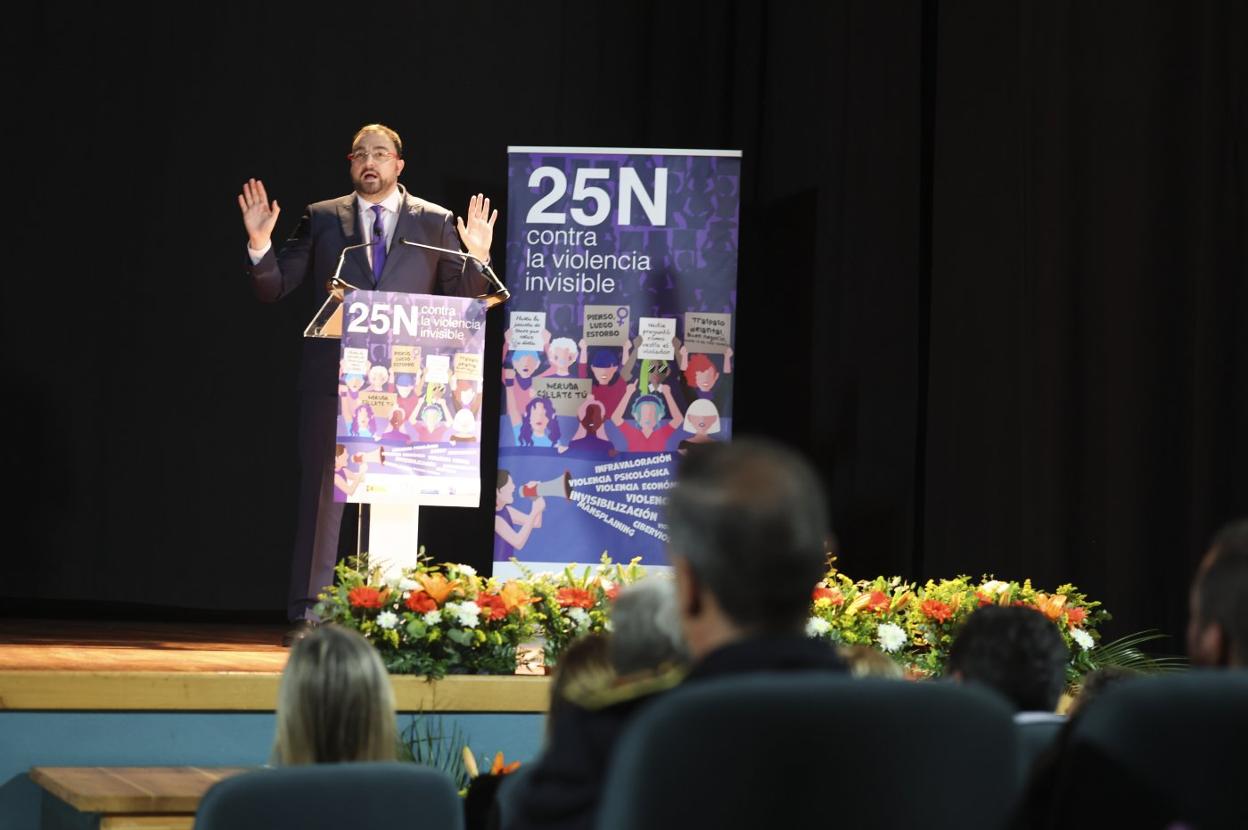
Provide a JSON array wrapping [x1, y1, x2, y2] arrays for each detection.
[[366, 503, 421, 579]]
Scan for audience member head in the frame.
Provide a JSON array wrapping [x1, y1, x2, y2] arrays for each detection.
[[839, 645, 904, 679], [946, 605, 1069, 712], [549, 632, 615, 710], [273, 624, 397, 765], [665, 437, 832, 659], [1187, 519, 1248, 667], [608, 577, 688, 677]]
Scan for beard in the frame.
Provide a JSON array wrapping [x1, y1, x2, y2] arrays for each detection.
[[353, 169, 395, 198]]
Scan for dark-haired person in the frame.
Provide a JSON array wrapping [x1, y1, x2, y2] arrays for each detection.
[[238, 123, 497, 640], [1187, 519, 1248, 667], [947, 605, 1070, 787]]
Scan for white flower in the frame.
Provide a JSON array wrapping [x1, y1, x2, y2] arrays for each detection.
[[805, 617, 832, 637], [457, 564, 477, 576], [447, 601, 481, 629], [1070, 628, 1094, 651], [980, 580, 1011, 595], [398, 577, 419, 592], [376, 611, 398, 630], [876, 622, 908, 653], [600, 578, 615, 594], [422, 610, 442, 626], [568, 607, 591, 630]]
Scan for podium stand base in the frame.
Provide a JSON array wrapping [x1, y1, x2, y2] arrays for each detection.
[[367, 504, 420, 579]]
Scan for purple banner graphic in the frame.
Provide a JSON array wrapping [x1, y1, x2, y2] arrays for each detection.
[[336, 290, 487, 507], [495, 147, 741, 577]]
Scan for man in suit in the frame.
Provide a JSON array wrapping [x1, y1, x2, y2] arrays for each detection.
[[237, 123, 496, 637], [508, 438, 845, 830]]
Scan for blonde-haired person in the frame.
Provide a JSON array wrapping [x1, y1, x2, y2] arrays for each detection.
[[273, 624, 397, 765]]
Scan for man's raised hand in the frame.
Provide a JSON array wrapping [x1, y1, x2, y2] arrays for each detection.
[[238, 178, 281, 250], [456, 193, 498, 263]]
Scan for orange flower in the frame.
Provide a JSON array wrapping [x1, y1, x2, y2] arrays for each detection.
[[500, 580, 530, 612], [975, 591, 995, 607], [490, 752, 521, 776], [812, 587, 844, 606], [348, 586, 387, 611], [921, 599, 955, 623], [864, 590, 891, 615], [1065, 605, 1088, 626], [477, 593, 508, 621], [1033, 593, 1067, 622], [417, 573, 459, 605], [405, 590, 438, 613], [556, 587, 595, 609]]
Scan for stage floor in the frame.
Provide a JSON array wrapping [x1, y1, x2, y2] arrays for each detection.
[[0, 620, 549, 712], [0, 620, 290, 673]]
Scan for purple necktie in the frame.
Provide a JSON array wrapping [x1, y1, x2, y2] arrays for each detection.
[[370, 204, 387, 280]]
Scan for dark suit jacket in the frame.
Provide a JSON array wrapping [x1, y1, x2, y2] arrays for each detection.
[[249, 185, 488, 392]]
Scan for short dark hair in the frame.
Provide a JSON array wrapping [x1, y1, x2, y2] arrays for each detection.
[[351, 123, 403, 158], [1194, 520, 1248, 664], [664, 437, 831, 632], [947, 605, 1070, 711]]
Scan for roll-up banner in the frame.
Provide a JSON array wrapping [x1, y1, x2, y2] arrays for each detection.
[[494, 147, 741, 577]]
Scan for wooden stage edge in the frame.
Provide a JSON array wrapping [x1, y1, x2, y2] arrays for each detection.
[[0, 671, 551, 712], [0, 620, 551, 713]]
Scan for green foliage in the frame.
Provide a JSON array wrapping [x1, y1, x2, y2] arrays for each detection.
[[399, 716, 470, 791]]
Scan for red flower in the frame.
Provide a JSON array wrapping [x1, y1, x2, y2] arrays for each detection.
[[348, 586, 387, 611], [1065, 606, 1088, 626], [812, 587, 845, 606], [921, 599, 955, 623], [477, 593, 509, 621], [864, 590, 891, 615], [975, 592, 995, 607], [405, 590, 438, 613], [605, 585, 620, 602], [556, 587, 595, 609]]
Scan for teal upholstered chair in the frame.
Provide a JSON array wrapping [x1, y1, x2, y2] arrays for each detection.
[[194, 762, 463, 830], [598, 674, 1020, 830], [1046, 671, 1248, 830]]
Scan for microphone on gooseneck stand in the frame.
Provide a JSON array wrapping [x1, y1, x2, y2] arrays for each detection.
[[396, 238, 511, 309], [324, 240, 373, 295]]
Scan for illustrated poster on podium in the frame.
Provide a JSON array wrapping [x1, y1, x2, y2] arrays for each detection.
[[495, 147, 741, 577], [335, 290, 486, 507]]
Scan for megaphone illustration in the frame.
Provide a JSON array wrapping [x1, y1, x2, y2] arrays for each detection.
[[522, 471, 573, 500], [351, 447, 386, 466]]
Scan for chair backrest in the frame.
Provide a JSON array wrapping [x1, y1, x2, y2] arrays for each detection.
[[598, 673, 1019, 830], [193, 762, 463, 830], [1014, 713, 1066, 788], [1049, 670, 1248, 829]]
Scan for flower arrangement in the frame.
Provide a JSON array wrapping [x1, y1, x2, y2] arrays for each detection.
[[319, 558, 535, 678], [319, 553, 1119, 682], [316, 553, 647, 677], [806, 566, 1111, 678]]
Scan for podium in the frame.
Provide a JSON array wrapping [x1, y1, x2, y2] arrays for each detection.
[[304, 265, 506, 578]]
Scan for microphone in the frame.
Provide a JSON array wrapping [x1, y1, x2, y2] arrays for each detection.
[[397, 237, 511, 309], [324, 240, 372, 295]]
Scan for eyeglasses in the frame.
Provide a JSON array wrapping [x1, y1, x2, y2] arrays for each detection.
[[347, 149, 398, 164]]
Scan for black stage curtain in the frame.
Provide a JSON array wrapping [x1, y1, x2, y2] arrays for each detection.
[[2, 2, 1244, 650]]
